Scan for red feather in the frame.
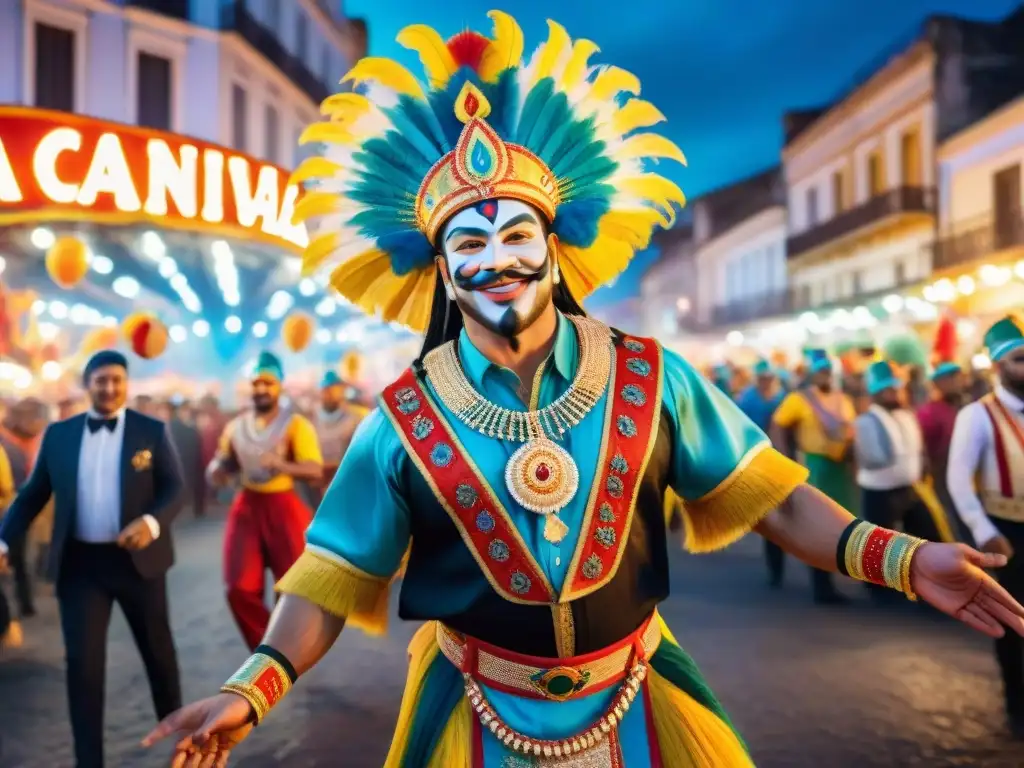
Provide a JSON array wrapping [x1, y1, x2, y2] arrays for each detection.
[[933, 312, 957, 363], [447, 31, 490, 72]]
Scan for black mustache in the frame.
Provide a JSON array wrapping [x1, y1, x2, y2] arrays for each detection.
[[453, 266, 544, 291]]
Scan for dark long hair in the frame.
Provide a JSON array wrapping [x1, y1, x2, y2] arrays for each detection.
[[416, 265, 587, 361]]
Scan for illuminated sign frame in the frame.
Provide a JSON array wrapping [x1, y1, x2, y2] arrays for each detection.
[[0, 107, 308, 253]]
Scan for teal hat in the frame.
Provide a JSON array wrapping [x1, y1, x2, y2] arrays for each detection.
[[865, 360, 902, 396], [321, 370, 343, 389], [752, 359, 774, 377], [804, 348, 832, 374], [930, 362, 962, 382], [985, 314, 1024, 362], [251, 351, 284, 382]]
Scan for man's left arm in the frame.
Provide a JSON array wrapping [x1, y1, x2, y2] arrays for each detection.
[[147, 422, 186, 530]]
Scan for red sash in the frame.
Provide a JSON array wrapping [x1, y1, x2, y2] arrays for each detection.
[[380, 333, 662, 605]]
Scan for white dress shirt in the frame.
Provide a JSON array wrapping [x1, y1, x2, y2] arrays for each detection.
[[855, 405, 924, 491], [946, 385, 1020, 546], [74, 410, 160, 543]]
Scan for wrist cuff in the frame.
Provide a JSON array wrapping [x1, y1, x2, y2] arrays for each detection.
[[841, 520, 926, 600], [221, 647, 297, 724]]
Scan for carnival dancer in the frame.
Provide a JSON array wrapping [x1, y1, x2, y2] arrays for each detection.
[[207, 352, 323, 651], [918, 362, 968, 538], [144, 14, 1024, 766], [947, 316, 1024, 736], [736, 359, 787, 586], [312, 371, 366, 503], [853, 362, 955, 600], [0, 350, 185, 768], [771, 349, 857, 603]]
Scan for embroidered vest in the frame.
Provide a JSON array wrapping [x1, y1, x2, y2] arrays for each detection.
[[980, 394, 1024, 522], [380, 332, 672, 657]]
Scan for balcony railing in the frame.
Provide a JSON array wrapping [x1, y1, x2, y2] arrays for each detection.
[[126, 0, 190, 21], [711, 290, 793, 326], [932, 215, 1024, 272], [788, 186, 936, 259], [220, 1, 332, 105]]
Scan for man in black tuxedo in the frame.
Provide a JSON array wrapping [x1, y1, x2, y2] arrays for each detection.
[[0, 350, 185, 768]]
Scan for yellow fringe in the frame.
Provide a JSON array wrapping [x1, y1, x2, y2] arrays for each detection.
[[913, 478, 956, 543], [274, 549, 390, 636], [682, 445, 809, 554], [648, 668, 754, 768]]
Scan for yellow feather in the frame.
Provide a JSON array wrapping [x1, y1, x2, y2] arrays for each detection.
[[301, 231, 341, 272], [341, 57, 425, 100], [559, 39, 600, 91], [288, 157, 342, 186], [618, 134, 688, 166], [396, 24, 458, 89], [590, 67, 641, 101], [618, 174, 687, 225], [319, 92, 373, 120], [533, 20, 571, 84], [299, 122, 354, 146], [291, 191, 338, 224], [329, 249, 391, 312], [477, 10, 525, 82], [612, 100, 666, 135]]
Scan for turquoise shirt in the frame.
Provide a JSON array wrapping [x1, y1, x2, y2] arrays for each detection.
[[308, 313, 769, 590]]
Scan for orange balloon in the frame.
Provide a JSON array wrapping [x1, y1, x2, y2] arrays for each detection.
[[341, 350, 364, 381], [81, 327, 119, 356], [45, 237, 90, 289], [282, 312, 314, 353], [122, 312, 168, 359]]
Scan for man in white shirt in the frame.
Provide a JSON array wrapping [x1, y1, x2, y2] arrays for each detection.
[[948, 314, 1024, 736], [0, 350, 186, 767]]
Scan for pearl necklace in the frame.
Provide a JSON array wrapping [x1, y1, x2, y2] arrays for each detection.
[[424, 316, 613, 543]]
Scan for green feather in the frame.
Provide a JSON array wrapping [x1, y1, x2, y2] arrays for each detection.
[[514, 78, 556, 145]]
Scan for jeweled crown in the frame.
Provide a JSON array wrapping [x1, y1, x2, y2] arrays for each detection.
[[416, 83, 559, 243]]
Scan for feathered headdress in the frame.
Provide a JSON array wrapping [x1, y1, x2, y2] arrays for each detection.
[[291, 10, 686, 331]]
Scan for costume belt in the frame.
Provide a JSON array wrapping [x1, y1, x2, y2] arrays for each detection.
[[982, 492, 1024, 523], [436, 612, 662, 703]]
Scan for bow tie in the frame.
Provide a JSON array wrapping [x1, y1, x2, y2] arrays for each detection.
[[87, 417, 117, 434]]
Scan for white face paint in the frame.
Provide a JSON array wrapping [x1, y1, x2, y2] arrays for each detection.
[[441, 198, 553, 340]]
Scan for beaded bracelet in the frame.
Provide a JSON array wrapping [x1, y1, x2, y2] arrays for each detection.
[[220, 644, 298, 724], [836, 520, 926, 601]]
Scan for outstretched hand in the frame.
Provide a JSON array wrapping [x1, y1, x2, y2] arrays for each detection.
[[141, 693, 254, 768], [911, 542, 1024, 638]]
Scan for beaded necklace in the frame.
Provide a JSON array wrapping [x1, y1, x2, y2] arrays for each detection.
[[423, 315, 613, 543]]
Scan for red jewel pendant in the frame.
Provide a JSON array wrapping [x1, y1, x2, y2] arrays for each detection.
[[535, 463, 550, 482]]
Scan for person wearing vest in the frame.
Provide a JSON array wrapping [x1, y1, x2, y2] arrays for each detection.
[[771, 348, 857, 604], [144, 14, 1024, 765], [313, 371, 367, 504], [206, 352, 324, 651], [737, 359, 787, 586], [918, 362, 968, 539], [947, 315, 1024, 737], [854, 361, 956, 600]]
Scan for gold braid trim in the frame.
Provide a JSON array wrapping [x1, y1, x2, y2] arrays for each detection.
[[275, 548, 391, 635], [681, 444, 808, 554]]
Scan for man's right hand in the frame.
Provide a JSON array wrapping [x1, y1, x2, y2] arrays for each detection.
[[141, 693, 254, 767], [982, 535, 1015, 560]]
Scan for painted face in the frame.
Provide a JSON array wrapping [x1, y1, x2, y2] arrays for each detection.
[[440, 199, 554, 341]]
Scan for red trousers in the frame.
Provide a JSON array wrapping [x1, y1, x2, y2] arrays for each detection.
[[223, 489, 311, 650]]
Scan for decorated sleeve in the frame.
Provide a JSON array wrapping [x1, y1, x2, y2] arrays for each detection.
[[288, 414, 324, 465], [275, 410, 411, 635], [662, 348, 808, 553]]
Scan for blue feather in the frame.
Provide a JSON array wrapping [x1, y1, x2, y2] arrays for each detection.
[[486, 69, 520, 140], [562, 159, 618, 198], [536, 115, 594, 170], [515, 79, 556, 145], [552, 137, 608, 180], [525, 92, 572, 156], [551, 198, 610, 248], [377, 231, 435, 275]]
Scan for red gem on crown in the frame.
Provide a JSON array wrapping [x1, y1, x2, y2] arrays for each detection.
[[535, 463, 551, 482], [464, 92, 480, 117]]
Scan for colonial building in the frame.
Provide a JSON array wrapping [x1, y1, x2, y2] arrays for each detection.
[[783, 8, 1024, 344], [639, 222, 697, 346]]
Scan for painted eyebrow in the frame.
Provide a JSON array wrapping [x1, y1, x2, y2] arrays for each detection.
[[498, 212, 540, 233], [445, 226, 490, 243]]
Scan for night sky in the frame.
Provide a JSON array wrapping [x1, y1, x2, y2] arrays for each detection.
[[343, 0, 1023, 305]]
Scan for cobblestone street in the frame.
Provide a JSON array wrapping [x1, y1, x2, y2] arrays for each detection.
[[0, 515, 1021, 767]]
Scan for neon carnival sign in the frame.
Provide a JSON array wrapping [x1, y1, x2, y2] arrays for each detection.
[[0, 107, 308, 252]]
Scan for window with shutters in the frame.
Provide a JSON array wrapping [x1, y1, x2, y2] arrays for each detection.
[[232, 84, 248, 151], [34, 22, 75, 111], [136, 52, 173, 130]]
